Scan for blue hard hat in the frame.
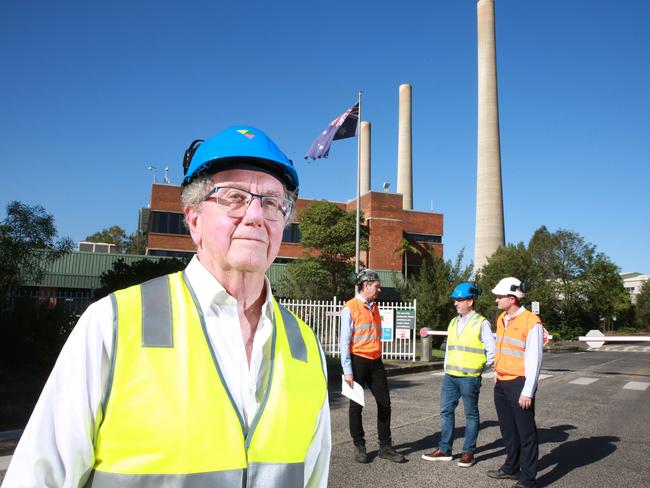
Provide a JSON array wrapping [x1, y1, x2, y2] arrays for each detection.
[[181, 126, 299, 193], [450, 282, 480, 299]]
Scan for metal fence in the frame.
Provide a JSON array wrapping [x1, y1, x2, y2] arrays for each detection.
[[279, 297, 417, 361]]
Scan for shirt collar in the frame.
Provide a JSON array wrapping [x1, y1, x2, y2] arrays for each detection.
[[184, 255, 275, 318], [458, 310, 476, 321]]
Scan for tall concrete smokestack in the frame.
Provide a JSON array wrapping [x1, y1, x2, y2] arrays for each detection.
[[360, 120, 371, 194], [397, 83, 413, 210], [474, 0, 505, 271]]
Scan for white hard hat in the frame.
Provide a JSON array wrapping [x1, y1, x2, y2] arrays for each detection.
[[491, 277, 527, 299]]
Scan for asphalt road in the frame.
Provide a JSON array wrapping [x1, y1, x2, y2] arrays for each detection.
[[328, 347, 650, 487], [2, 347, 649, 487]]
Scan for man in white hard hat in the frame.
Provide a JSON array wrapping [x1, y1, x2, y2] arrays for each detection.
[[5, 127, 331, 487], [339, 269, 407, 464], [487, 277, 543, 488]]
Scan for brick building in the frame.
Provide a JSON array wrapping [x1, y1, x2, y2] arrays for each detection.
[[142, 183, 443, 275]]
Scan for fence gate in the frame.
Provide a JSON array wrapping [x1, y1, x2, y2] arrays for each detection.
[[279, 297, 417, 361]]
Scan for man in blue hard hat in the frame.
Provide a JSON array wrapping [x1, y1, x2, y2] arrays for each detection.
[[422, 282, 495, 468], [5, 126, 331, 488]]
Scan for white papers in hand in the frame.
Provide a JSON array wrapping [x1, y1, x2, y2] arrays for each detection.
[[341, 375, 365, 406]]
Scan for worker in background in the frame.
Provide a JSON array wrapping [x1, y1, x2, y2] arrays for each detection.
[[422, 282, 495, 468], [340, 269, 407, 464], [487, 277, 543, 488], [4, 126, 331, 487]]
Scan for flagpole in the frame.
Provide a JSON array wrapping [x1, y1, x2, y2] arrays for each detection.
[[355, 90, 363, 277]]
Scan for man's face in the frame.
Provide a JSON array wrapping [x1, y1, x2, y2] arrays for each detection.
[[454, 298, 474, 316], [362, 280, 382, 302], [495, 295, 515, 311], [185, 169, 287, 277]]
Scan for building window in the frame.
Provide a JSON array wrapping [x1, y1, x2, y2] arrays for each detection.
[[150, 211, 190, 236], [282, 223, 301, 243], [404, 232, 442, 244]]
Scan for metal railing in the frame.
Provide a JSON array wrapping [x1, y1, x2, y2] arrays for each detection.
[[279, 297, 417, 361]]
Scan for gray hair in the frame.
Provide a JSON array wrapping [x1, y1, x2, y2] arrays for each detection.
[[180, 173, 298, 227]]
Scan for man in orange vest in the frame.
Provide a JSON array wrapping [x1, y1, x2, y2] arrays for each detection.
[[487, 277, 543, 488], [340, 269, 406, 464]]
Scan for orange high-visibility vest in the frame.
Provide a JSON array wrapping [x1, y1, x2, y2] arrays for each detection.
[[494, 309, 541, 380], [345, 297, 382, 360]]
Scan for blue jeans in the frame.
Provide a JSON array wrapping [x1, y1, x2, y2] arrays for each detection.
[[439, 374, 482, 453]]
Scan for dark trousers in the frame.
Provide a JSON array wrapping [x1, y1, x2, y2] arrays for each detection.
[[349, 354, 392, 448], [494, 378, 538, 484]]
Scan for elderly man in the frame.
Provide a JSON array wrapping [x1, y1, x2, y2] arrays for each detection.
[[340, 269, 406, 464], [422, 282, 495, 468], [487, 277, 543, 488], [5, 126, 331, 487]]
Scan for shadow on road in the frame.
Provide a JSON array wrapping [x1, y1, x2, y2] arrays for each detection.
[[395, 420, 500, 455], [474, 423, 576, 463], [537, 434, 619, 486]]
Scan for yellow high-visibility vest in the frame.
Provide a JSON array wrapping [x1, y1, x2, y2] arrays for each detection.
[[87, 271, 327, 487], [445, 312, 487, 377]]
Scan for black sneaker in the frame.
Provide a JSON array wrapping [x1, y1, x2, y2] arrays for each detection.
[[354, 445, 369, 463], [487, 469, 519, 480], [378, 446, 407, 463]]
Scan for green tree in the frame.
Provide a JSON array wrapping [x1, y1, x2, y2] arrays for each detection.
[[278, 201, 368, 299], [396, 250, 472, 344], [96, 257, 189, 298], [275, 258, 333, 300], [636, 280, 650, 329], [84, 225, 145, 254], [475, 242, 535, 322], [0, 201, 72, 296], [476, 226, 629, 339], [394, 238, 421, 284]]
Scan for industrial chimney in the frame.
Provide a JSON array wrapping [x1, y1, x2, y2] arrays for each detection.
[[474, 0, 505, 271], [360, 121, 371, 194], [397, 83, 413, 210]]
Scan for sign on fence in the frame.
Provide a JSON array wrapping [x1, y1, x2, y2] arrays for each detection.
[[380, 309, 395, 342], [395, 309, 415, 339]]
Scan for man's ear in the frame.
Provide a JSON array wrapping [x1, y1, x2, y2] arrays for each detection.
[[184, 205, 202, 247]]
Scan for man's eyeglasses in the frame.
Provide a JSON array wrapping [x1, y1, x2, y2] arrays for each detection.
[[202, 186, 293, 221]]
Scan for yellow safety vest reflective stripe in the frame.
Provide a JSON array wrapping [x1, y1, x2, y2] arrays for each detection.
[[445, 312, 487, 377], [88, 271, 326, 487]]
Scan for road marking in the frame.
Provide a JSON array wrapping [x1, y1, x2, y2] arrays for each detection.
[[0, 455, 11, 470], [623, 381, 650, 391], [569, 377, 599, 385], [539, 374, 553, 380], [431, 372, 445, 376]]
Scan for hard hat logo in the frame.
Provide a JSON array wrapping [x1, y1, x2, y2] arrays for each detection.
[[181, 126, 299, 193]]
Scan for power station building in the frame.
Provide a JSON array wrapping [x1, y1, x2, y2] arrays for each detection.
[[142, 182, 444, 277]]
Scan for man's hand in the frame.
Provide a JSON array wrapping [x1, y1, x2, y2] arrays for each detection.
[[518, 394, 533, 410], [344, 374, 354, 388]]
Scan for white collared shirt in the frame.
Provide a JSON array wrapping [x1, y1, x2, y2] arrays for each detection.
[[4, 256, 331, 487]]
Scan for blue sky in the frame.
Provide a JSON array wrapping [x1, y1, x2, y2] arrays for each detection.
[[2, 0, 649, 273]]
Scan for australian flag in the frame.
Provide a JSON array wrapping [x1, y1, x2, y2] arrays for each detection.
[[305, 102, 360, 160]]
